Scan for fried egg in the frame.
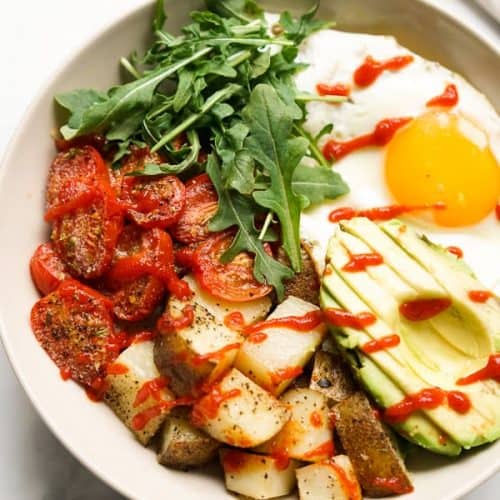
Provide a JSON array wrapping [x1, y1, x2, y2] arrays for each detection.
[[294, 29, 500, 291]]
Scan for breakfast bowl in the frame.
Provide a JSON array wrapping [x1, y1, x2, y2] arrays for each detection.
[[0, 1, 498, 499]]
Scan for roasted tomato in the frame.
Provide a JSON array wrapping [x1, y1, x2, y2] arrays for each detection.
[[51, 198, 123, 280], [107, 227, 191, 300], [170, 173, 218, 244], [54, 134, 107, 154], [30, 242, 71, 295], [45, 146, 112, 221], [192, 232, 272, 302], [30, 280, 117, 387], [106, 225, 165, 322], [117, 150, 186, 229]]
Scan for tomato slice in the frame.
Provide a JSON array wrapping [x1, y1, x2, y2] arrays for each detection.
[[106, 227, 191, 300], [170, 173, 218, 244], [117, 150, 186, 229], [105, 226, 165, 322], [54, 134, 107, 154], [30, 242, 71, 295], [51, 197, 123, 279], [46, 146, 111, 219], [193, 232, 272, 302], [30, 280, 117, 387]]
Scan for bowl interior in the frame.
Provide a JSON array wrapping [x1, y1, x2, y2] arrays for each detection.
[[0, 1, 498, 499]]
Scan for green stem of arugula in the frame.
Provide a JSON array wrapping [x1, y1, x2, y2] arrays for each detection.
[[151, 85, 241, 153], [295, 93, 347, 104], [168, 36, 295, 49], [230, 19, 263, 36], [258, 211, 274, 241], [120, 57, 142, 79], [293, 124, 330, 168]]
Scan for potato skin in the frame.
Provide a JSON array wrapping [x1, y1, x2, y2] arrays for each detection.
[[334, 392, 413, 497], [158, 415, 220, 470], [276, 243, 320, 305], [310, 351, 356, 405]]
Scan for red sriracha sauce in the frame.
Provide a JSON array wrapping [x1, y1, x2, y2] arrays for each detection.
[[133, 377, 169, 407], [191, 386, 242, 427], [190, 343, 241, 366], [221, 450, 249, 473], [399, 298, 452, 321], [223, 311, 245, 331], [244, 310, 324, 336], [467, 290, 493, 303], [310, 410, 323, 428], [384, 387, 446, 423], [302, 440, 335, 460], [354, 54, 414, 87], [457, 354, 500, 385], [324, 308, 377, 329], [157, 304, 194, 333], [322, 117, 412, 161], [446, 246, 463, 259], [361, 334, 401, 354], [447, 391, 471, 414], [496, 203, 500, 221], [246, 332, 268, 344], [343, 252, 384, 272], [426, 83, 459, 108], [316, 82, 351, 97], [372, 477, 414, 495], [106, 362, 129, 376], [270, 366, 304, 386], [60, 367, 72, 381], [328, 202, 446, 223]]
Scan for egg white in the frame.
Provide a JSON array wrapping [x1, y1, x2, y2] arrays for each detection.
[[293, 29, 500, 292]]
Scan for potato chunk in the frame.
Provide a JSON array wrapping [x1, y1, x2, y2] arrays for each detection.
[[220, 449, 299, 499], [296, 455, 362, 500], [191, 368, 290, 447], [154, 296, 243, 396], [183, 274, 272, 324], [257, 388, 334, 462], [235, 296, 326, 395], [310, 351, 356, 405], [157, 414, 219, 470], [334, 392, 413, 496], [104, 341, 173, 445]]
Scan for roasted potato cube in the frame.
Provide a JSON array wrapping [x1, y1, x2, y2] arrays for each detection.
[[257, 388, 334, 462], [310, 351, 356, 405], [235, 296, 326, 395], [296, 454, 362, 500], [192, 368, 290, 447], [334, 392, 413, 496], [104, 341, 173, 445], [154, 297, 242, 396], [276, 244, 321, 305], [220, 449, 299, 499], [157, 415, 220, 470], [183, 275, 272, 324]]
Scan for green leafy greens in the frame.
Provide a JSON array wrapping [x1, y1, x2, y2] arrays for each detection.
[[54, 0, 349, 299]]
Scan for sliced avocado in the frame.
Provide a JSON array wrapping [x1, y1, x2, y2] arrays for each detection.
[[320, 287, 461, 456], [340, 217, 446, 299], [381, 219, 498, 358], [321, 229, 500, 452]]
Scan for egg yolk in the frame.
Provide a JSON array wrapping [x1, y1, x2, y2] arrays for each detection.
[[385, 111, 500, 227]]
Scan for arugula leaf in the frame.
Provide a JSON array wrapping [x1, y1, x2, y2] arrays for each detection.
[[243, 84, 308, 272], [279, 3, 332, 44], [205, 0, 263, 22], [58, 46, 212, 139], [153, 0, 166, 32], [292, 163, 349, 207], [207, 154, 293, 300]]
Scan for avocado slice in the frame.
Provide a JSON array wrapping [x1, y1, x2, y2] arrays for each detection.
[[380, 218, 498, 357], [320, 287, 462, 456], [321, 223, 500, 452], [341, 218, 494, 358]]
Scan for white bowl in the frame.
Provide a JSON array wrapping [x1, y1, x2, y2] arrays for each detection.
[[0, 1, 498, 499]]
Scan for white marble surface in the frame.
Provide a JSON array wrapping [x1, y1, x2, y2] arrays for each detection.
[[0, 1, 498, 498]]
